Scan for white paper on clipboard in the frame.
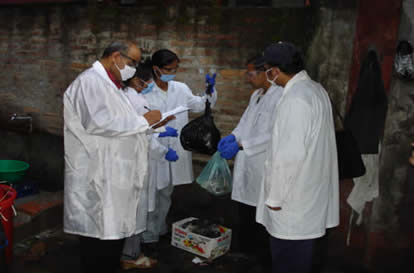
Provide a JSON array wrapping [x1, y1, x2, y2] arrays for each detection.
[[151, 105, 189, 128]]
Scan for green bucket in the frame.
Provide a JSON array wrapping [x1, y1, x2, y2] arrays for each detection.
[[0, 160, 30, 183]]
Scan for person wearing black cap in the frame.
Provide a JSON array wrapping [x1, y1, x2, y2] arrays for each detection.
[[255, 41, 339, 273], [217, 54, 283, 265]]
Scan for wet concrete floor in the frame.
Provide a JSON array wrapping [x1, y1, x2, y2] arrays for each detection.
[[8, 227, 365, 273], [9, 227, 267, 273], [5, 183, 369, 273]]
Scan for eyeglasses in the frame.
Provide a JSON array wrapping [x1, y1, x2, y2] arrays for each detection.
[[245, 71, 258, 78], [265, 67, 274, 75], [245, 69, 265, 78], [120, 52, 139, 67], [138, 79, 152, 88]]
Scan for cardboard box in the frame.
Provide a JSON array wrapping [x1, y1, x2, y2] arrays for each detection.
[[171, 217, 232, 260]]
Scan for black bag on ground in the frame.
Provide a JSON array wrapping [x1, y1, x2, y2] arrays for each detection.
[[180, 100, 221, 155]]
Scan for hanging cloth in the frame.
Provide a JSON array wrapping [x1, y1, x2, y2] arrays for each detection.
[[344, 49, 388, 154], [345, 49, 387, 231]]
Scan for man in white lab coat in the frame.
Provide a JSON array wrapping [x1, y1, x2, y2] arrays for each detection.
[[217, 54, 282, 264], [256, 42, 339, 273], [142, 49, 217, 243], [63, 41, 162, 273]]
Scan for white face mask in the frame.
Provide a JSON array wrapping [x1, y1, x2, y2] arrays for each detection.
[[265, 68, 278, 86], [114, 58, 136, 81]]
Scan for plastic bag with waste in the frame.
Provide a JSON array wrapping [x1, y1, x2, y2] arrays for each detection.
[[196, 152, 232, 196], [394, 40, 414, 79], [180, 100, 221, 155]]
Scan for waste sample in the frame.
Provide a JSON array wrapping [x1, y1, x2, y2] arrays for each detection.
[[180, 100, 221, 155], [181, 219, 224, 238], [196, 151, 232, 196], [394, 40, 414, 79]]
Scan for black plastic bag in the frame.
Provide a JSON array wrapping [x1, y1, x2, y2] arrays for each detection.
[[180, 100, 221, 155]]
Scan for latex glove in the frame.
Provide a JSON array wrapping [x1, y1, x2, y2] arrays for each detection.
[[205, 73, 216, 94], [165, 148, 179, 162], [158, 126, 178, 138], [220, 141, 240, 160], [217, 134, 236, 151]]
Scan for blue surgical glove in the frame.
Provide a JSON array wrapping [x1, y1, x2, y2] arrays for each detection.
[[165, 148, 179, 162], [205, 73, 216, 94], [217, 134, 236, 151], [220, 141, 240, 159], [159, 126, 178, 138]]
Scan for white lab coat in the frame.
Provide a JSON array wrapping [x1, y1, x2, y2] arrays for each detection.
[[63, 61, 150, 240], [231, 85, 283, 207], [256, 71, 339, 240], [124, 87, 166, 212], [143, 81, 217, 190]]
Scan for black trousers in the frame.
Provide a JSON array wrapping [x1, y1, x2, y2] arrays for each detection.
[[79, 236, 125, 273], [237, 202, 271, 266], [270, 236, 315, 273]]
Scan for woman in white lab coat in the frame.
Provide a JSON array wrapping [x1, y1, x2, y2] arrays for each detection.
[[142, 49, 217, 243], [121, 60, 179, 269]]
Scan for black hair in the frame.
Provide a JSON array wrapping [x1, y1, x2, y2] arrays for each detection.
[[246, 54, 266, 71], [151, 49, 180, 68], [101, 41, 129, 58], [135, 58, 153, 82], [273, 51, 304, 75], [123, 58, 153, 87]]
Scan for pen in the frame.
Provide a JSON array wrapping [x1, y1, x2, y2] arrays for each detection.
[[144, 106, 151, 111]]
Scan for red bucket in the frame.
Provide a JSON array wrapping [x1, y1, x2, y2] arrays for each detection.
[[0, 185, 17, 264]]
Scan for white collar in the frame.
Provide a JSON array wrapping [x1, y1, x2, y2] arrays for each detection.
[[92, 61, 120, 90], [283, 70, 309, 94]]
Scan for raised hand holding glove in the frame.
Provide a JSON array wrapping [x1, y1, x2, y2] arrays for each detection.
[[159, 126, 178, 138], [165, 148, 179, 162], [217, 134, 236, 151], [205, 73, 216, 94], [220, 141, 240, 160]]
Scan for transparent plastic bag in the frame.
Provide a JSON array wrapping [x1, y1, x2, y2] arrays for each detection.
[[196, 152, 232, 196]]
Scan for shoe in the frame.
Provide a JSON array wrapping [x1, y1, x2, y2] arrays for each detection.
[[121, 254, 158, 270]]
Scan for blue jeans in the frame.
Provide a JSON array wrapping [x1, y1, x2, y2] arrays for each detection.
[[121, 233, 142, 260], [142, 184, 174, 243], [270, 236, 315, 273]]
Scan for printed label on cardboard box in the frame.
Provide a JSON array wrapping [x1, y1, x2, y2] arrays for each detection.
[[171, 217, 232, 260]]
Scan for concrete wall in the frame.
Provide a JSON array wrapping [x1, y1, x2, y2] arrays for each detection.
[[365, 0, 414, 271], [0, 1, 320, 187]]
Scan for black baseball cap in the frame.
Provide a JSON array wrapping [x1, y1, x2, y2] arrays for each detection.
[[264, 41, 299, 66]]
